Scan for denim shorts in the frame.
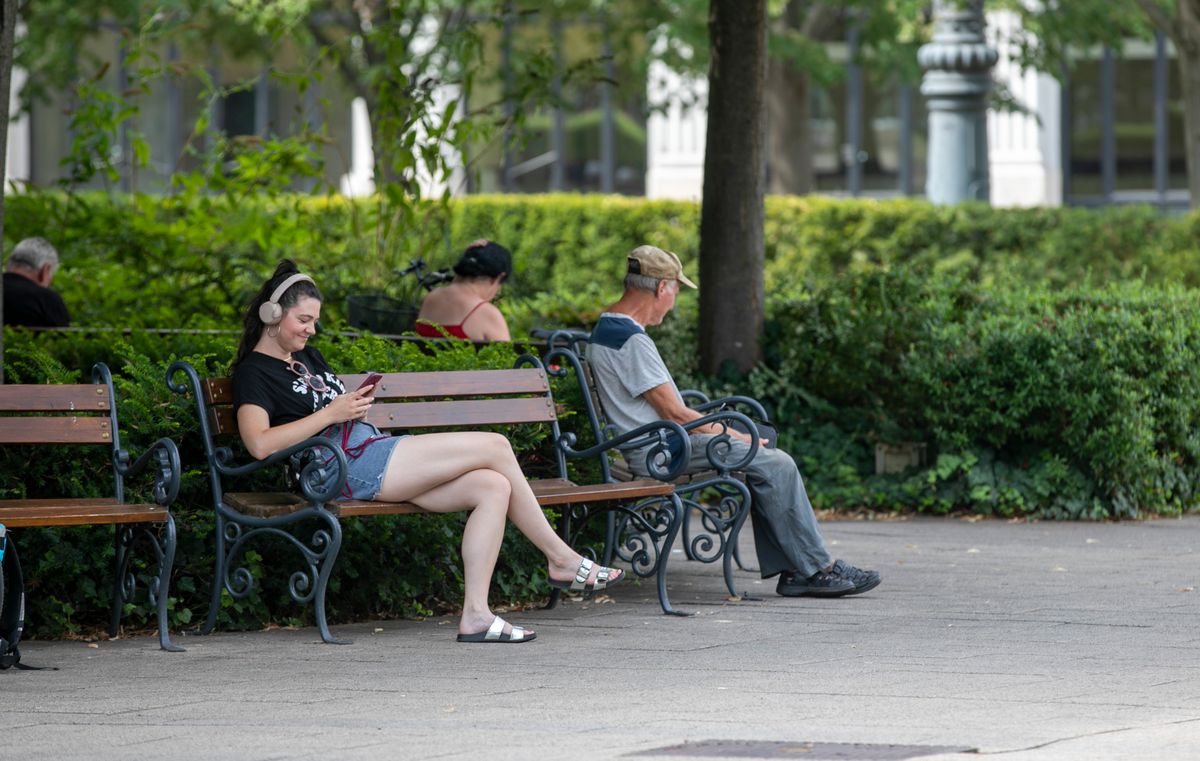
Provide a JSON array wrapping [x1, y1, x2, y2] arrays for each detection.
[[316, 421, 405, 501]]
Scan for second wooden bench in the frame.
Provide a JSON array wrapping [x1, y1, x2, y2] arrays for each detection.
[[0, 363, 183, 652]]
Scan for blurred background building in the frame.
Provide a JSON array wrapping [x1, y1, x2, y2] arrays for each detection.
[[5, 9, 1187, 209]]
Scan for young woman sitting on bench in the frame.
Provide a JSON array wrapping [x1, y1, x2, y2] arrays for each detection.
[[231, 260, 623, 643]]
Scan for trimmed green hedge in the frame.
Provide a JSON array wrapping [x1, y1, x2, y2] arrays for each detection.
[[10, 192, 1200, 333], [750, 272, 1200, 519]]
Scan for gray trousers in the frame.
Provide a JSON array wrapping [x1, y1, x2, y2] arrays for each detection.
[[677, 435, 833, 579]]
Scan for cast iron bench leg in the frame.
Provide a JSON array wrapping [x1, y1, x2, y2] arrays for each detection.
[[722, 481, 753, 598], [108, 526, 131, 640], [200, 512, 228, 637], [602, 511, 617, 567], [657, 494, 688, 617], [106, 521, 184, 652], [313, 510, 350, 645], [156, 517, 184, 651]]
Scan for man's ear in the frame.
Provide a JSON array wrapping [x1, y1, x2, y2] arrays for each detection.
[[37, 264, 54, 286]]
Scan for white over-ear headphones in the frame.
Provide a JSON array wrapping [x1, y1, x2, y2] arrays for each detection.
[[258, 273, 315, 325]]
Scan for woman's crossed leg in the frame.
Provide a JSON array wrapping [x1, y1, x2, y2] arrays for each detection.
[[377, 431, 623, 638]]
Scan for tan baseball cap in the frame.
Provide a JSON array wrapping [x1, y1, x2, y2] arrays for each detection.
[[627, 245, 697, 289]]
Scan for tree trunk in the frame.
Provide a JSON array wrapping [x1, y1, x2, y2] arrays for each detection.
[[0, 0, 18, 384], [699, 0, 768, 376], [766, 58, 813, 195]]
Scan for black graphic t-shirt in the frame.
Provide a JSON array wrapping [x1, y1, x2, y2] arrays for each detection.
[[231, 347, 347, 427]]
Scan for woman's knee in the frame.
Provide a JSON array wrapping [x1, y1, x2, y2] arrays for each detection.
[[468, 468, 512, 504], [479, 432, 516, 463]]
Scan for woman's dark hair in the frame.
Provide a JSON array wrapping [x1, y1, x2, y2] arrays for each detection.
[[452, 240, 512, 281], [233, 259, 323, 368]]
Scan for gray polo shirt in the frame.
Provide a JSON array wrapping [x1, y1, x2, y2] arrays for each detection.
[[587, 312, 686, 466]]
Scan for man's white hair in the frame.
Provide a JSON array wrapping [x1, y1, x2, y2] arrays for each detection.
[[624, 272, 662, 293], [8, 237, 59, 272]]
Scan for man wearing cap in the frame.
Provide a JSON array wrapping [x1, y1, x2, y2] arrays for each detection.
[[586, 245, 880, 598]]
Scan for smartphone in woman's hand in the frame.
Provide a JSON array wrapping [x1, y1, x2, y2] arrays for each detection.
[[357, 372, 383, 395]]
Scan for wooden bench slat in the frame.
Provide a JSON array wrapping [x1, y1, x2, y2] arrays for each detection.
[[0, 497, 118, 509], [336, 501, 427, 517], [223, 476, 674, 520], [210, 407, 237, 436], [0, 502, 169, 527], [225, 491, 430, 519], [0, 417, 113, 444], [212, 395, 558, 437], [368, 398, 556, 429], [225, 492, 308, 518], [0, 384, 111, 412], [342, 369, 550, 397], [530, 477, 575, 492], [530, 478, 675, 505], [204, 369, 551, 406], [204, 377, 232, 405]]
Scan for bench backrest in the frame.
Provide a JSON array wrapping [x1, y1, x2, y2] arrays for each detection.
[[0, 384, 113, 444], [544, 344, 769, 484], [541, 345, 619, 483], [200, 368, 558, 435], [168, 362, 571, 491], [0, 364, 125, 499]]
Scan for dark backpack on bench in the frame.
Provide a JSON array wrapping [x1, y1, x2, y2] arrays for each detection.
[[0, 525, 26, 670]]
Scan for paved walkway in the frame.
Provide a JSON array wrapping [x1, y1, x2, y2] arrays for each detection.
[[5, 516, 1199, 760]]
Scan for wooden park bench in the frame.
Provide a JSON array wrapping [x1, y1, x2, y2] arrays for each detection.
[[166, 359, 691, 645], [0, 363, 183, 651], [540, 332, 771, 599]]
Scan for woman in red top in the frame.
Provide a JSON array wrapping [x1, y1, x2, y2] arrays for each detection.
[[416, 240, 512, 341]]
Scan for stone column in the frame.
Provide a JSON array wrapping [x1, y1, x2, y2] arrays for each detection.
[[987, 9, 1062, 207], [918, 0, 997, 204]]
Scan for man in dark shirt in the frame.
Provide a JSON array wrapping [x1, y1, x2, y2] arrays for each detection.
[[3, 237, 70, 328]]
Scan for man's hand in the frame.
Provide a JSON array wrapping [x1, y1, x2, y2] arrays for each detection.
[[642, 383, 767, 447], [730, 429, 768, 448]]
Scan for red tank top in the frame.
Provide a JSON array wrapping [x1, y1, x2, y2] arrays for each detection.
[[414, 301, 487, 340]]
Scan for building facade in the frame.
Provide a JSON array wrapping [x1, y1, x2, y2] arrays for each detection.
[[5, 11, 1189, 209], [646, 10, 1186, 209]]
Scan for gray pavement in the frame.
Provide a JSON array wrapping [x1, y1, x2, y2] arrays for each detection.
[[4, 515, 1200, 761]]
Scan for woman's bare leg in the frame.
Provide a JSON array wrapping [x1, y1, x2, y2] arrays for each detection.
[[404, 468, 522, 636], [378, 432, 621, 586]]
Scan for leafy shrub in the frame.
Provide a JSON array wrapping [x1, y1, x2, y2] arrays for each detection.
[[744, 271, 1200, 520], [908, 284, 1200, 518]]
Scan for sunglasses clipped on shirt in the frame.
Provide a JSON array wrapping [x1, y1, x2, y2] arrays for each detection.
[[287, 359, 328, 393]]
